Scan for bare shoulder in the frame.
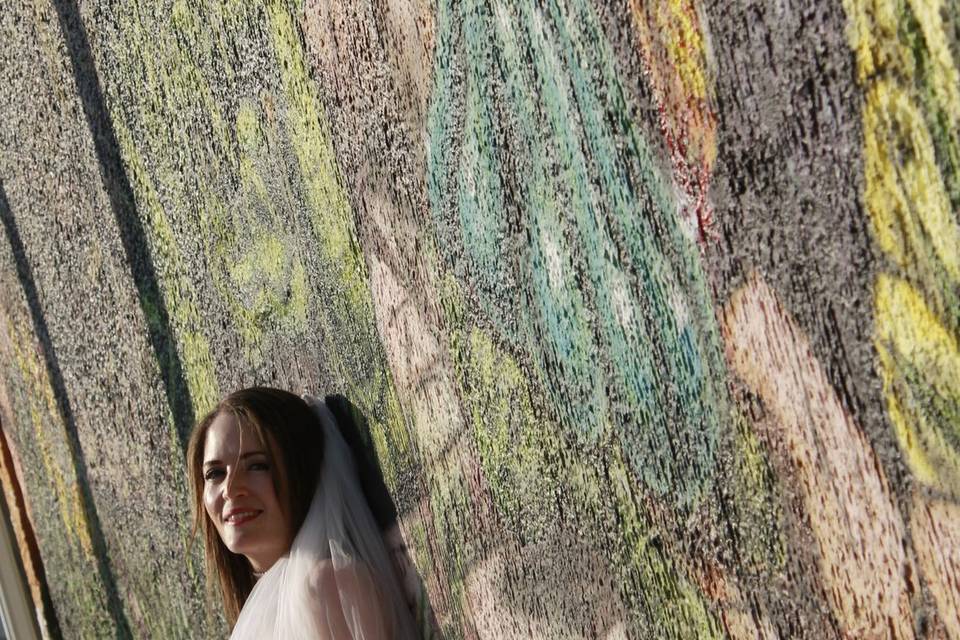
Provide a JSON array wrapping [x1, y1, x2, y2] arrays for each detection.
[[307, 558, 379, 597], [306, 558, 387, 639], [307, 558, 336, 591]]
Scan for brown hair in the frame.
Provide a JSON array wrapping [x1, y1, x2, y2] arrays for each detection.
[[186, 387, 325, 626]]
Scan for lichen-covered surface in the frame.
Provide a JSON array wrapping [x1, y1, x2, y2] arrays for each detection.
[[0, 0, 957, 638]]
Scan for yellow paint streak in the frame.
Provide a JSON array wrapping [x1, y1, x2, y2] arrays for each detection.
[[629, 0, 716, 170], [70, 482, 93, 557], [236, 104, 272, 208], [266, 4, 365, 302], [876, 275, 960, 494], [5, 321, 93, 559], [906, 0, 960, 128], [843, 0, 902, 83], [656, 0, 709, 101], [864, 80, 960, 281], [202, 100, 313, 354], [230, 235, 284, 286], [264, 4, 380, 384], [876, 274, 960, 406], [607, 450, 721, 638], [842, 0, 960, 506], [225, 232, 310, 338], [34, 360, 94, 557], [463, 327, 559, 539], [629, 0, 716, 242], [235, 102, 262, 151], [113, 119, 220, 416], [880, 356, 940, 486]]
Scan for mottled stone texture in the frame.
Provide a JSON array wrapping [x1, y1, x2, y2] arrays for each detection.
[[0, 0, 957, 638]]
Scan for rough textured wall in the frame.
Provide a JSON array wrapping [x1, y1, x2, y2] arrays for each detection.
[[0, 0, 958, 638]]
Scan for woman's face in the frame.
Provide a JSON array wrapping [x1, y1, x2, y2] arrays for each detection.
[[202, 412, 293, 573]]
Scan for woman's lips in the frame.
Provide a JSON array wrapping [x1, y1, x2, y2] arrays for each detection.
[[224, 510, 262, 526]]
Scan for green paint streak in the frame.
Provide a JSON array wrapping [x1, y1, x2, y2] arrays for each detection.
[[608, 451, 723, 639], [266, 3, 370, 318], [439, 274, 723, 636], [899, 1, 960, 328], [197, 97, 314, 356], [425, 0, 752, 631], [107, 2, 224, 418], [462, 327, 562, 542], [263, 1, 419, 485], [723, 408, 786, 575], [902, 4, 960, 219], [425, 466, 478, 638], [112, 118, 220, 417]]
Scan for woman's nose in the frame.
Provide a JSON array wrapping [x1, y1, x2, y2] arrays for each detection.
[[222, 469, 249, 499]]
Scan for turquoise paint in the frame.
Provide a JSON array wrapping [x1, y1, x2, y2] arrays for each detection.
[[427, 0, 726, 507]]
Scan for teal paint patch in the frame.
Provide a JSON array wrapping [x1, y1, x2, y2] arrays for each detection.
[[427, 0, 727, 507]]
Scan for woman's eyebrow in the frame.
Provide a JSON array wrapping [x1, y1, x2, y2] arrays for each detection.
[[202, 451, 267, 468]]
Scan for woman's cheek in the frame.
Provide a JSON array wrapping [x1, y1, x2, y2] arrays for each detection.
[[203, 485, 221, 525]]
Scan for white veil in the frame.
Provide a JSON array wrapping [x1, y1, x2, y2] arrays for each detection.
[[230, 397, 419, 639]]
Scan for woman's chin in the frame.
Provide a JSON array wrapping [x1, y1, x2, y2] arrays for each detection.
[[225, 537, 283, 570], [223, 532, 263, 557]]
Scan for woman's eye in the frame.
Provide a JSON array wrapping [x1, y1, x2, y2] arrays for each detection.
[[204, 468, 225, 482], [249, 461, 270, 472]]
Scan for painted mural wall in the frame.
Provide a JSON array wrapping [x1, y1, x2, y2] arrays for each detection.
[[0, 0, 958, 637]]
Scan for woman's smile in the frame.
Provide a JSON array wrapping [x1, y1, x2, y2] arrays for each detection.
[[224, 508, 263, 526]]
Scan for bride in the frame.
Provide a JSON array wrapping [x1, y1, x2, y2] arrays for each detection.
[[186, 387, 419, 639]]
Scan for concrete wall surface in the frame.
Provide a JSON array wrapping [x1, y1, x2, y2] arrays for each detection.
[[0, 0, 958, 638]]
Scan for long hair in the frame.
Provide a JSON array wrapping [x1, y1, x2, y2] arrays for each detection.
[[186, 387, 325, 626]]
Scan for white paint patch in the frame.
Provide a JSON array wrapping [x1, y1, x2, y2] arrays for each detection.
[[540, 225, 565, 292], [669, 282, 691, 331], [609, 268, 635, 336]]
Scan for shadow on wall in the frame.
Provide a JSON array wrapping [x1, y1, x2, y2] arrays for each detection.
[[50, 0, 196, 450], [325, 394, 443, 638]]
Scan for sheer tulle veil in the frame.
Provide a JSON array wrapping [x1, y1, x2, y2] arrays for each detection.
[[230, 397, 418, 639]]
